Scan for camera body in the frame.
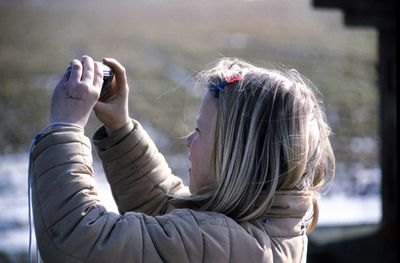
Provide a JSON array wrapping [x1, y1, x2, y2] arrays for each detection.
[[66, 63, 114, 102], [98, 64, 114, 101]]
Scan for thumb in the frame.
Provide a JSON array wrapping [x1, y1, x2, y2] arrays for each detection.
[[103, 58, 128, 86]]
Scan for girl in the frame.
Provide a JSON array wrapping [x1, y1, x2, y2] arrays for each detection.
[[30, 56, 334, 262]]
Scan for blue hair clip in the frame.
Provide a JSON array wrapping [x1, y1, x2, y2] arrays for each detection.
[[210, 80, 228, 98]]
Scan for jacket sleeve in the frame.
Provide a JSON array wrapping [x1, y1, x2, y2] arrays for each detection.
[[29, 127, 177, 262], [92, 120, 188, 215]]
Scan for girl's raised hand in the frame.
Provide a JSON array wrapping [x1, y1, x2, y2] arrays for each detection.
[[49, 55, 103, 128], [94, 58, 130, 133]]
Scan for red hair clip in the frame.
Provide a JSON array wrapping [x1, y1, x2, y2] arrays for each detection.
[[210, 65, 242, 97], [225, 65, 242, 83]]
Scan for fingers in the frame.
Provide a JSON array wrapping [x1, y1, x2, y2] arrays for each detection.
[[69, 59, 83, 82], [81, 56, 95, 84], [93, 61, 104, 88], [103, 58, 127, 85], [67, 56, 103, 90], [57, 67, 71, 86]]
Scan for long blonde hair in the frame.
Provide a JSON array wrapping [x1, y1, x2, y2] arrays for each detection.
[[175, 58, 334, 231]]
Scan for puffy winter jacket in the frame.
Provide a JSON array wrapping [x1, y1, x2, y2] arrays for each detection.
[[30, 120, 312, 262]]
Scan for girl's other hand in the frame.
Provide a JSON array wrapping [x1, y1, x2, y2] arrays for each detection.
[[94, 58, 130, 133]]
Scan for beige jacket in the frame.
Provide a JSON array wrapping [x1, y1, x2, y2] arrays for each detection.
[[31, 120, 312, 263]]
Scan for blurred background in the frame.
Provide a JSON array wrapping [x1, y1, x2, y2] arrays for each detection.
[[0, 0, 393, 262]]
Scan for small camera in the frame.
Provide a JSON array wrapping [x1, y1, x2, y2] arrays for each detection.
[[99, 64, 114, 102], [66, 63, 114, 102]]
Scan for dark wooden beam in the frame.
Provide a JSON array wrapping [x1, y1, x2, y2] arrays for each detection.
[[310, 1, 397, 261], [313, 0, 395, 28]]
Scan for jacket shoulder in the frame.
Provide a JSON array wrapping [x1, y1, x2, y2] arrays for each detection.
[[146, 209, 270, 262]]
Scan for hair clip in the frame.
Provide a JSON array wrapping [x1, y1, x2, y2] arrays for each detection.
[[210, 65, 242, 98]]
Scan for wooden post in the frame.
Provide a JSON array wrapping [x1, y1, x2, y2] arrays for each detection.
[[378, 27, 396, 243]]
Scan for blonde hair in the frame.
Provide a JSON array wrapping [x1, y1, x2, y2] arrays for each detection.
[[174, 58, 334, 232]]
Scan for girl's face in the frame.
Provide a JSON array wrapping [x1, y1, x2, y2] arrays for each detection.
[[186, 91, 216, 194]]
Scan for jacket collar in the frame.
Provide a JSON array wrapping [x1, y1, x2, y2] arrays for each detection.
[[256, 190, 314, 237], [268, 190, 314, 218], [240, 191, 314, 238]]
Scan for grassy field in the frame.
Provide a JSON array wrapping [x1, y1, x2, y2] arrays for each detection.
[[0, 0, 378, 157], [0, 0, 380, 188]]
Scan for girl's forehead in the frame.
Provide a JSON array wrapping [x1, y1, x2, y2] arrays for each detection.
[[198, 92, 217, 128]]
